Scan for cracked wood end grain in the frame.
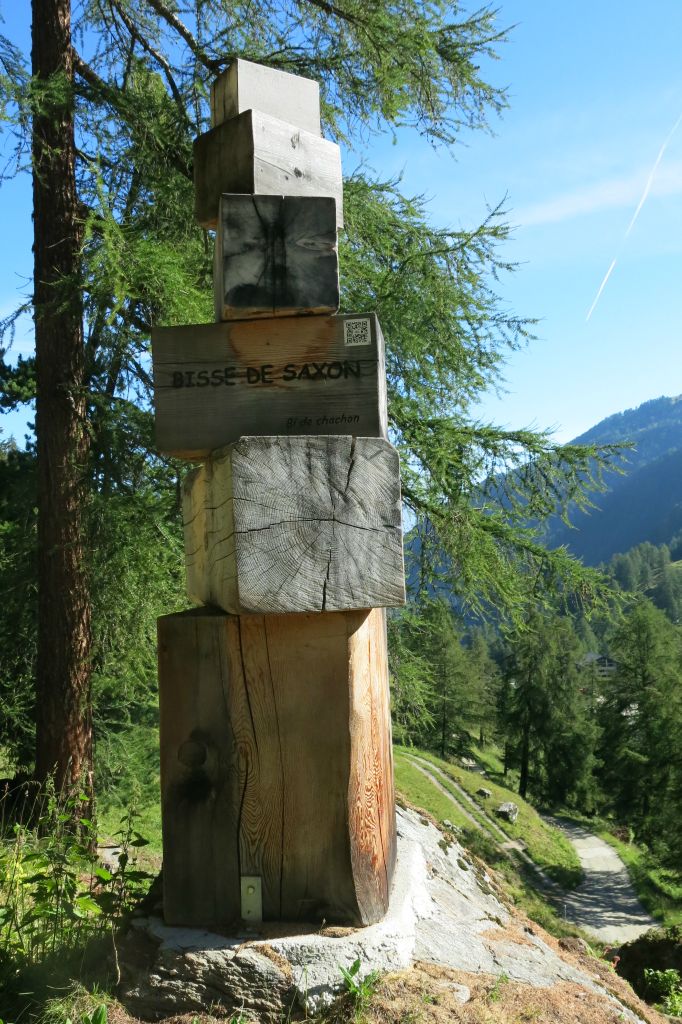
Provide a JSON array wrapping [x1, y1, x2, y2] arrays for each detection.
[[183, 434, 406, 615]]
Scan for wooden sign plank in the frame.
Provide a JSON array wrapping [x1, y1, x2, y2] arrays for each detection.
[[214, 194, 339, 321], [158, 606, 397, 927], [183, 435, 406, 614], [194, 110, 343, 230], [210, 58, 321, 136], [152, 313, 388, 459]]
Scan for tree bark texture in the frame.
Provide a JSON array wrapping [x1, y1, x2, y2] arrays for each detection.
[[32, 0, 92, 790]]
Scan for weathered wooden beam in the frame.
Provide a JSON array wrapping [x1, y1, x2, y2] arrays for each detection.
[[214, 194, 339, 321], [152, 313, 388, 458], [183, 435, 406, 614], [193, 110, 343, 230], [210, 58, 321, 135], [158, 606, 397, 927]]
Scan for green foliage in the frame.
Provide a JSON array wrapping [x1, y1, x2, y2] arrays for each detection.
[[0, 444, 37, 768], [597, 599, 682, 861], [643, 967, 682, 1014], [36, 986, 114, 1024], [0, 782, 152, 975], [499, 611, 600, 809], [390, 600, 503, 757], [486, 973, 509, 1003], [342, 175, 623, 621], [387, 608, 436, 747], [339, 958, 381, 1014], [607, 540, 682, 623], [66, 1004, 108, 1024]]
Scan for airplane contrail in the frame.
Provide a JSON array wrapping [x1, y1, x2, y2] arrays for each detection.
[[586, 109, 682, 322]]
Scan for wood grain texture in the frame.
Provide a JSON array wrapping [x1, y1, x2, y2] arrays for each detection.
[[210, 59, 321, 135], [348, 608, 397, 922], [158, 607, 241, 928], [183, 435, 406, 614], [152, 313, 387, 458], [158, 607, 396, 926], [193, 110, 343, 230], [214, 194, 339, 321]]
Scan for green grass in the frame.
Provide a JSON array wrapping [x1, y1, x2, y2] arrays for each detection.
[[466, 739, 510, 783], [394, 755, 472, 832], [398, 751, 506, 840], [598, 831, 682, 927], [97, 800, 163, 873], [398, 746, 583, 890], [393, 747, 587, 940]]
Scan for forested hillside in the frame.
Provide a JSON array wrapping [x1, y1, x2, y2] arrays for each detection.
[[546, 395, 682, 563]]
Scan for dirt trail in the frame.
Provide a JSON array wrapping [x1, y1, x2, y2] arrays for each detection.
[[402, 753, 560, 894], [546, 817, 657, 944], [401, 754, 657, 944]]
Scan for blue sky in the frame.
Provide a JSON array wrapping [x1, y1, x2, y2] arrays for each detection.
[[363, 1, 682, 442], [1, 1, 681, 445]]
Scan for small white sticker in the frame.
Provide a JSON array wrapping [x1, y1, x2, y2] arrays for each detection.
[[344, 318, 372, 347]]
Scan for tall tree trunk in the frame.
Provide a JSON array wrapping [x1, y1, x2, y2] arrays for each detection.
[[32, 0, 92, 793], [518, 718, 530, 799]]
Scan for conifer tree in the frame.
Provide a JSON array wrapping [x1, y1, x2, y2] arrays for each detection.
[[0, 3, 622, 782]]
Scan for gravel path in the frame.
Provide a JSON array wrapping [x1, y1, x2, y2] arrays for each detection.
[[402, 753, 561, 894], [401, 755, 657, 946], [546, 817, 657, 944]]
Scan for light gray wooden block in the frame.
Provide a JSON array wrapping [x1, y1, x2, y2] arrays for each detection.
[[152, 313, 388, 459], [214, 194, 339, 321], [210, 58, 321, 135], [183, 435, 406, 614], [194, 110, 343, 230]]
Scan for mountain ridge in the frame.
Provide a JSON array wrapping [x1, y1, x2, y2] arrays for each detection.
[[547, 395, 682, 564]]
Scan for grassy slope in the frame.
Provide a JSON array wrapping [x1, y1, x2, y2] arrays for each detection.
[[394, 747, 586, 939], [397, 746, 582, 889]]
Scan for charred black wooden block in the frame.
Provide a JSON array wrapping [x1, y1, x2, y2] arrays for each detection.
[[214, 194, 339, 321]]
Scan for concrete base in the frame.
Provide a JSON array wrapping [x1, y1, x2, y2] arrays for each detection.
[[117, 808, 648, 1022]]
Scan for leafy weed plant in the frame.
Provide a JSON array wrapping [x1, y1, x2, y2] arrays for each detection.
[[0, 779, 152, 972], [643, 967, 682, 1016], [340, 958, 381, 1017]]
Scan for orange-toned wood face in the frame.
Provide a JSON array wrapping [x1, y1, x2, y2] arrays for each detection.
[[152, 313, 388, 458]]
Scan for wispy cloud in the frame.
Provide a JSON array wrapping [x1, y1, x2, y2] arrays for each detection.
[[517, 158, 682, 227], [586, 110, 682, 321]]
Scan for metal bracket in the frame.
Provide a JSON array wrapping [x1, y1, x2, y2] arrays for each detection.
[[240, 875, 263, 923]]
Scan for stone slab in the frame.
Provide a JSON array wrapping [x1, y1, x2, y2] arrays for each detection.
[[118, 808, 649, 1021]]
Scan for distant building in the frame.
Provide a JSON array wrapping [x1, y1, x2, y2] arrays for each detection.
[[578, 652, 618, 679]]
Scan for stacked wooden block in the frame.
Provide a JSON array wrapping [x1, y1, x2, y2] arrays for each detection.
[[152, 59, 404, 930]]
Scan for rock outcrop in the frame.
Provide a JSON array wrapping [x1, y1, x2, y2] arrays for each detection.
[[117, 807, 662, 1023]]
